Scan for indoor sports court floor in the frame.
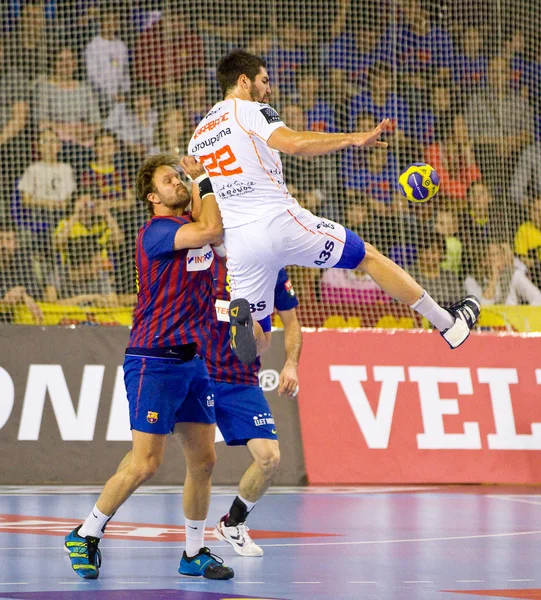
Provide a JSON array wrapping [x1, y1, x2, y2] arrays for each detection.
[[1, 485, 541, 600]]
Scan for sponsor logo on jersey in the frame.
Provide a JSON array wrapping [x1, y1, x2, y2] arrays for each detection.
[[193, 112, 230, 139], [186, 245, 214, 271], [216, 179, 257, 199], [215, 299, 230, 322], [191, 128, 231, 153], [146, 411, 158, 424], [206, 393, 215, 407], [316, 219, 335, 230], [260, 106, 282, 124]]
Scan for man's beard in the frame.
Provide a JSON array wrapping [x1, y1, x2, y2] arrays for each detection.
[[249, 82, 267, 103], [161, 186, 190, 210]]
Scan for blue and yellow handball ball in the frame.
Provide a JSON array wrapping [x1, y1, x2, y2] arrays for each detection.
[[398, 163, 440, 203]]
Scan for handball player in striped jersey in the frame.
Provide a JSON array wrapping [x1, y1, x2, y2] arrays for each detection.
[[65, 154, 234, 581]]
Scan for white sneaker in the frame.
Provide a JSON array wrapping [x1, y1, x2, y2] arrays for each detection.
[[213, 517, 264, 557]]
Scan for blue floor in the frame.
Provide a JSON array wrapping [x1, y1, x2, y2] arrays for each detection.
[[1, 485, 541, 599]]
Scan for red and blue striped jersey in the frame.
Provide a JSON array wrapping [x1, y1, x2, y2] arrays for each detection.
[[128, 215, 216, 349], [204, 259, 299, 385]]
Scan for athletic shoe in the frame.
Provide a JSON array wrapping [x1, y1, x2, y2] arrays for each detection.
[[441, 295, 481, 349], [64, 526, 102, 579], [178, 547, 234, 579], [214, 516, 264, 557], [229, 298, 257, 365]]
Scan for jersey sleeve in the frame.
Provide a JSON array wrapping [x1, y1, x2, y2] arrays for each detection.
[[142, 219, 183, 259], [274, 268, 299, 311], [240, 102, 285, 142]]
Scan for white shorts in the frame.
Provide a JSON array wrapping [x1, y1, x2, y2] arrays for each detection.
[[224, 206, 346, 319]]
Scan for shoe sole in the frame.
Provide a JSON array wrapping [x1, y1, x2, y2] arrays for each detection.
[[213, 526, 264, 557], [178, 567, 235, 580], [229, 299, 257, 365]]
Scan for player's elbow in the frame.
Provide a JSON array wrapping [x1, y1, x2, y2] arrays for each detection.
[[201, 222, 223, 245]]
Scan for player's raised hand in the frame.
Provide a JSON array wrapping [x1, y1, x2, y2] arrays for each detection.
[[351, 118, 394, 148], [180, 155, 206, 180]]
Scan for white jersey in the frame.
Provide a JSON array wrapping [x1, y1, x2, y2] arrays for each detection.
[[188, 98, 299, 229]]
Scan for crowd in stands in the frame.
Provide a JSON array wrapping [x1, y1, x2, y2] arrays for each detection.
[[1, 0, 541, 328]]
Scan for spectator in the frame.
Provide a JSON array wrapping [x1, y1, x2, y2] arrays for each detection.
[[84, 4, 130, 116], [133, 9, 204, 92], [452, 26, 488, 93], [459, 181, 496, 276], [17, 128, 76, 232], [45, 234, 118, 307], [510, 143, 541, 205], [5, 0, 49, 79], [81, 130, 133, 211], [465, 241, 541, 306], [342, 143, 399, 210], [350, 62, 410, 143], [105, 88, 157, 170], [34, 45, 101, 168], [295, 69, 336, 132], [409, 230, 463, 306], [264, 22, 309, 99], [381, 0, 456, 89], [54, 188, 124, 264], [323, 23, 382, 89], [414, 82, 455, 146], [435, 207, 463, 274], [150, 107, 190, 157], [465, 56, 534, 188], [514, 196, 541, 288], [424, 114, 482, 201], [0, 225, 43, 323], [0, 38, 32, 208], [178, 70, 211, 129]]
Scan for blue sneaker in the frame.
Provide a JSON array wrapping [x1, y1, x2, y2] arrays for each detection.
[[178, 547, 234, 580], [64, 526, 102, 579]]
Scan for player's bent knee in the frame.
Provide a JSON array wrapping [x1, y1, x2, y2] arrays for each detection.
[[253, 445, 281, 476], [334, 228, 366, 270], [129, 457, 161, 483]]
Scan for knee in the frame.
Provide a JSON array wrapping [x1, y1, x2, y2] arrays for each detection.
[[359, 242, 380, 268], [254, 446, 281, 477], [129, 455, 162, 483], [186, 447, 217, 479]]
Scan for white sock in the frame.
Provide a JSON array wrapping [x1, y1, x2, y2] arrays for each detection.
[[410, 290, 455, 332], [185, 518, 206, 558], [79, 504, 111, 539], [238, 494, 257, 513]]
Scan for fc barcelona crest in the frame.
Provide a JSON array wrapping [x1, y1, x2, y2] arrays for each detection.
[[147, 411, 158, 424]]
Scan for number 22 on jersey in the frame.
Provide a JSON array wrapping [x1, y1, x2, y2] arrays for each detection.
[[200, 145, 243, 177]]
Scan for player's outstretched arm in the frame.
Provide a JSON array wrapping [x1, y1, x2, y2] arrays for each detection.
[[173, 156, 223, 250], [267, 119, 392, 157]]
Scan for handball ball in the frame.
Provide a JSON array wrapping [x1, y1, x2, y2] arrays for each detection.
[[398, 163, 440, 203]]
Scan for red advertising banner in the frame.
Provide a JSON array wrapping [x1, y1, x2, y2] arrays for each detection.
[[297, 329, 541, 484]]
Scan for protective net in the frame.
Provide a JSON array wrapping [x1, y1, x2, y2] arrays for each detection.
[[1, 0, 540, 331]]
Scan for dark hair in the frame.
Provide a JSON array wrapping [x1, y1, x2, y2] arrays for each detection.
[[216, 50, 266, 96], [136, 153, 179, 216], [66, 235, 102, 267]]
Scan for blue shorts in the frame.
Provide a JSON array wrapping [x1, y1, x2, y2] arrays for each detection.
[[214, 381, 278, 446], [124, 354, 216, 435]]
